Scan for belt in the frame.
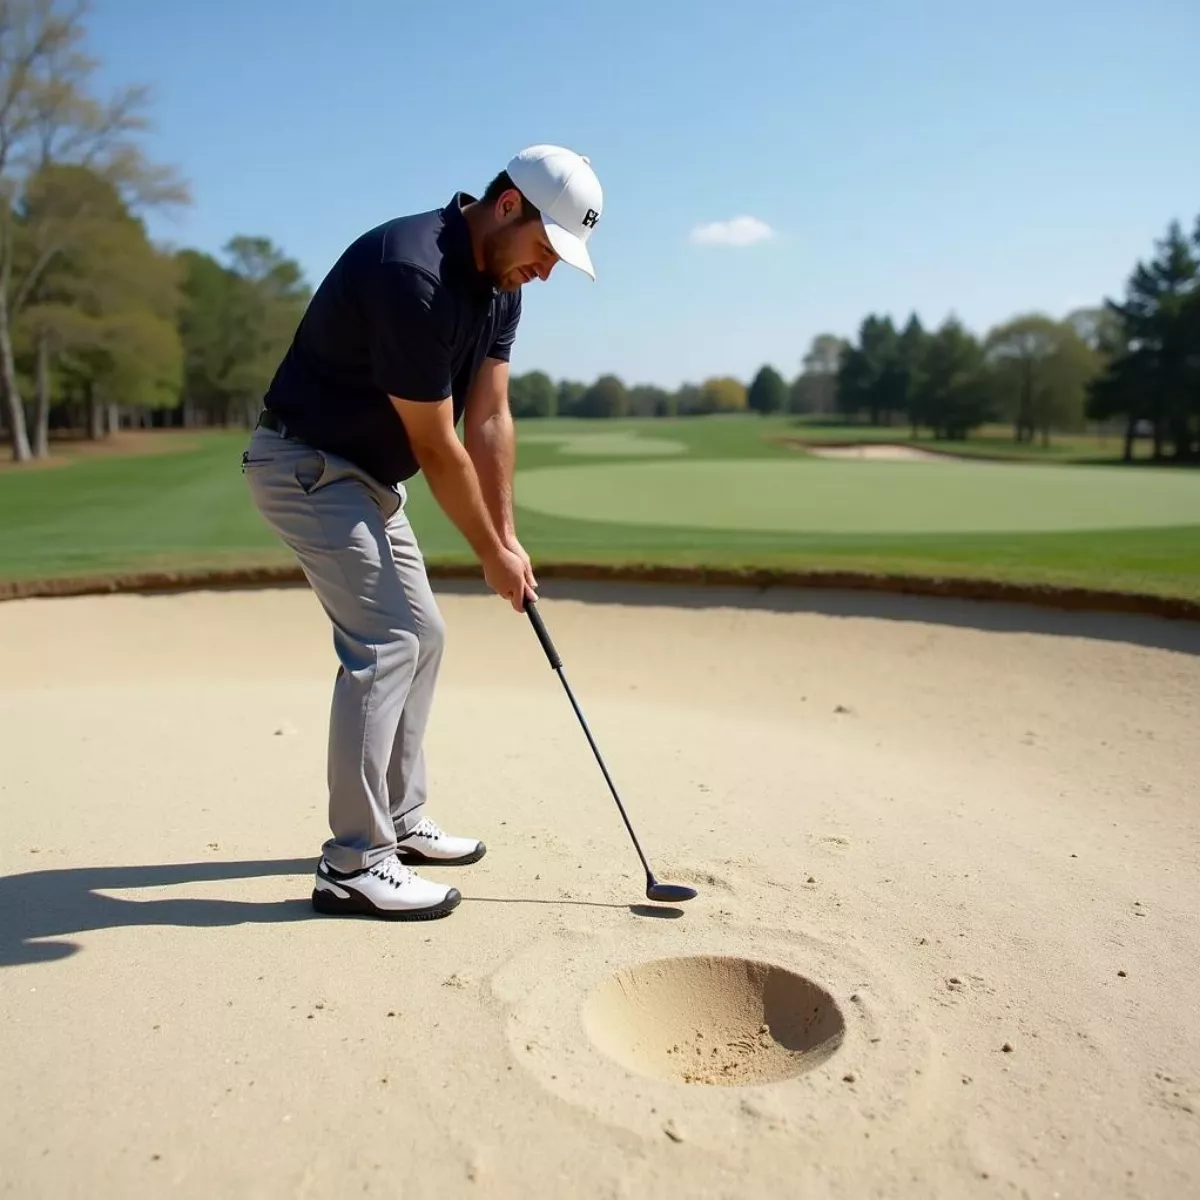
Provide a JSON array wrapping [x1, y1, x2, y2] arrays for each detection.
[[257, 408, 302, 440]]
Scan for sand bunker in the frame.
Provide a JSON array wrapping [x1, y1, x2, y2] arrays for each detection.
[[802, 442, 952, 461], [2, 581, 1198, 1198], [584, 954, 845, 1085]]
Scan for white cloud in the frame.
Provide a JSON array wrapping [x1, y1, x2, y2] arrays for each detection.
[[689, 216, 776, 247]]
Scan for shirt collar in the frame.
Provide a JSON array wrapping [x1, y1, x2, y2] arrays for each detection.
[[442, 192, 496, 298]]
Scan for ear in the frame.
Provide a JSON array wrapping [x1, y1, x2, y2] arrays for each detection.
[[493, 187, 525, 225]]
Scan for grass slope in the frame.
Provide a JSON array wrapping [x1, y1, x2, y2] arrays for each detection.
[[1, 419, 1198, 601]]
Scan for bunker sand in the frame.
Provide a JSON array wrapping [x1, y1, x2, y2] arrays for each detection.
[[2, 583, 1198, 1198], [801, 442, 952, 461]]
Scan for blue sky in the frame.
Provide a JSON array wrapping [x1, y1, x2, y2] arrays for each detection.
[[88, 0, 1200, 388]]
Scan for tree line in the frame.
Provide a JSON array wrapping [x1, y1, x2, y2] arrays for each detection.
[[2, 3, 1196, 465], [824, 214, 1200, 461], [0, 0, 310, 462], [510, 213, 1200, 463]]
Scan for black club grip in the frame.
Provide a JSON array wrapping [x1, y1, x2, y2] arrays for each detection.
[[525, 600, 562, 670]]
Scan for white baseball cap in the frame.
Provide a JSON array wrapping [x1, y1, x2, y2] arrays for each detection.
[[505, 144, 602, 280]]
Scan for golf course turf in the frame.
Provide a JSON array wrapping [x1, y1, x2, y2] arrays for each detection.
[[515, 459, 1200, 535], [1, 417, 1198, 605]]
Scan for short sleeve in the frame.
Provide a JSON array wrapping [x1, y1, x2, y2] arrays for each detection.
[[366, 266, 454, 401], [485, 292, 522, 363]]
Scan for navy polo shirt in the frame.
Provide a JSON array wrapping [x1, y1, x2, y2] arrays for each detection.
[[262, 192, 521, 486]]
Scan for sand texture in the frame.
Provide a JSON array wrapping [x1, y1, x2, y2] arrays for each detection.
[[2, 581, 1198, 1198]]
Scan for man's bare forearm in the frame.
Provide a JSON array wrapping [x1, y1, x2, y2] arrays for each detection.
[[466, 410, 516, 543], [417, 439, 507, 562]]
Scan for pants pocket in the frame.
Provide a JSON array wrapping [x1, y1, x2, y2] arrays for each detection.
[[241, 428, 288, 473], [241, 449, 274, 471], [293, 450, 329, 494]]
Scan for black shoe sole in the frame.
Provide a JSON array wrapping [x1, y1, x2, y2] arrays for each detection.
[[311, 886, 461, 921], [395, 841, 487, 867]]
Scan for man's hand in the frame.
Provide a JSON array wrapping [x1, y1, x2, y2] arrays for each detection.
[[483, 544, 533, 612], [505, 535, 537, 598]]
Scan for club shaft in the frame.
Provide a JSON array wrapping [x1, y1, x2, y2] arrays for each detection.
[[551, 665, 654, 880]]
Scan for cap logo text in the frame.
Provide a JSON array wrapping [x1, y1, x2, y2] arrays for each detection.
[[582, 208, 599, 229]]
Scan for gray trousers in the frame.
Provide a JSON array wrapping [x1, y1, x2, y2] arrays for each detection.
[[242, 424, 445, 873]]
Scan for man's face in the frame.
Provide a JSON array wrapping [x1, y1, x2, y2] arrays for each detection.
[[481, 190, 561, 292]]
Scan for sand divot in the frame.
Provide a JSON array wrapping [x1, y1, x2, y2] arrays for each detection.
[[655, 865, 737, 894], [583, 954, 845, 1085], [490, 915, 939, 1156]]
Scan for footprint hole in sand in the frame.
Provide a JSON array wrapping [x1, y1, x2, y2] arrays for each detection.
[[583, 955, 845, 1086]]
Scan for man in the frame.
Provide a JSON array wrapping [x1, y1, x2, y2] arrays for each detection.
[[241, 144, 603, 921]]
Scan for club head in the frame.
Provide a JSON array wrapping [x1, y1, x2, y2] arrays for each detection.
[[646, 880, 698, 904]]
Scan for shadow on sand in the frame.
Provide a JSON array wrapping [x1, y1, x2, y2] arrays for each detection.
[[430, 577, 1200, 657], [0, 858, 685, 967], [466, 896, 686, 920], [0, 857, 318, 967]]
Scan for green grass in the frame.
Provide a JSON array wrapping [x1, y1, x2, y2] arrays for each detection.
[[1, 418, 1198, 601], [0, 433, 289, 579], [515, 459, 1200, 534]]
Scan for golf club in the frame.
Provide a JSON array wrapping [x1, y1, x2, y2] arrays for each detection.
[[524, 597, 697, 905]]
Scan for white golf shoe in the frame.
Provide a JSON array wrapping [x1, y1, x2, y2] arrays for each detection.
[[396, 816, 486, 865], [311, 853, 460, 920]]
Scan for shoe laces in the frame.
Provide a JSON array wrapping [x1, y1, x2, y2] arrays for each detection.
[[410, 816, 444, 841], [369, 855, 416, 889]]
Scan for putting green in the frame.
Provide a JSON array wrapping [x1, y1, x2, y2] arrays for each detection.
[[514, 459, 1200, 534], [517, 431, 686, 457]]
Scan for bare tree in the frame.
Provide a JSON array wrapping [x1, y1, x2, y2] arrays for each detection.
[[0, 0, 188, 460]]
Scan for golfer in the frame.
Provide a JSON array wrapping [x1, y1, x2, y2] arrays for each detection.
[[241, 145, 603, 921]]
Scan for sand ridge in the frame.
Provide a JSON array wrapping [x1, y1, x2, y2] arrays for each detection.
[[2, 582, 1198, 1198]]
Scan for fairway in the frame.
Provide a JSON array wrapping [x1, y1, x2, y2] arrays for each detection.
[[1, 423, 1199, 603], [514, 458, 1200, 535]]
